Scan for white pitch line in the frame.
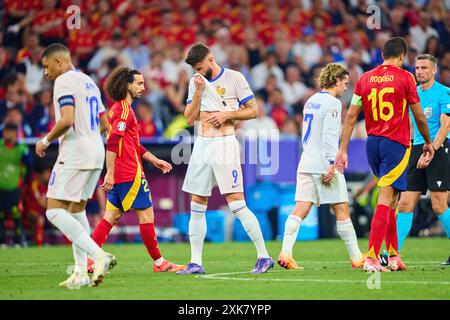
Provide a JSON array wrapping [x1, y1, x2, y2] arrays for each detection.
[[196, 270, 450, 286]]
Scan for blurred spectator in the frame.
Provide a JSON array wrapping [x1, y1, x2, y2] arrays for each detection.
[[256, 74, 279, 103], [0, 48, 15, 82], [279, 65, 308, 108], [123, 32, 151, 72], [136, 100, 158, 138], [423, 36, 443, 59], [240, 95, 277, 139], [162, 69, 189, 126], [280, 118, 300, 138], [162, 43, 192, 84], [403, 48, 419, 74], [268, 88, 291, 129], [1, 107, 29, 139], [25, 88, 53, 137], [21, 163, 51, 246], [87, 32, 132, 79], [0, 122, 29, 248], [438, 66, 450, 87], [388, 4, 409, 37], [67, 16, 96, 69], [15, 31, 41, 64], [31, 0, 65, 46], [409, 11, 439, 53], [211, 27, 234, 66], [16, 46, 44, 97], [292, 26, 322, 73], [251, 52, 284, 91], [243, 27, 265, 68], [0, 76, 25, 124]]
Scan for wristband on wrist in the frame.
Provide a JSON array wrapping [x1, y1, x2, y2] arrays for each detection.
[[41, 136, 51, 147]]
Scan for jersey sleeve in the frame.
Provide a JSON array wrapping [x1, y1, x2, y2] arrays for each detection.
[[54, 76, 75, 109], [109, 103, 130, 138], [405, 72, 420, 105], [351, 77, 363, 107], [185, 77, 195, 105], [322, 101, 342, 163], [235, 72, 254, 106], [440, 86, 450, 115]]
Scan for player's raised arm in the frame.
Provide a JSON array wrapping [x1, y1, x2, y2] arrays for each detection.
[[184, 76, 203, 126]]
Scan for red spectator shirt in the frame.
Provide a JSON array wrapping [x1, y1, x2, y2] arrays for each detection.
[[23, 174, 47, 215], [353, 65, 420, 147], [107, 100, 146, 184], [32, 9, 65, 38]]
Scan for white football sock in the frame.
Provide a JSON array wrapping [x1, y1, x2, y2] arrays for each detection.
[[336, 218, 362, 261], [281, 215, 302, 256], [70, 211, 90, 273], [154, 257, 164, 266], [229, 200, 270, 258], [189, 202, 207, 266], [46, 208, 103, 260]]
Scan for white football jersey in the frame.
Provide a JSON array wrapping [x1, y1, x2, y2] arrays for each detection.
[[186, 68, 254, 112], [52, 69, 105, 170], [297, 92, 342, 174]]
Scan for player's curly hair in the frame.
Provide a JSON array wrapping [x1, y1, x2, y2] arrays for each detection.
[[104, 67, 141, 102], [316, 63, 349, 89]]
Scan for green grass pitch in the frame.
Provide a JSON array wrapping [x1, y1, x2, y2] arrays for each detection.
[[0, 238, 449, 300]]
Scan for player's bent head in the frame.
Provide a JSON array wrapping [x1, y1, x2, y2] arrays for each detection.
[[104, 67, 144, 102], [317, 63, 349, 96], [41, 43, 72, 80], [382, 37, 408, 61], [185, 43, 215, 77], [415, 54, 438, 84]]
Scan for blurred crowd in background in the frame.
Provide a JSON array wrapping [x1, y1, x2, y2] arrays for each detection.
[[1, 0, 450, 246]]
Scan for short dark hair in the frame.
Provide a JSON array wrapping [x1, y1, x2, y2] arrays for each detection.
[[42, 43, 70, 58], [104, 67, 141, 102], [416, 54, 437, 67], [185, 43, 210, 66], [382, 37, 408, 60]]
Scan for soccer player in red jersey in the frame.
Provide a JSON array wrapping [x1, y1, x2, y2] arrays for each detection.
[[336, 37, 435, 272], [88, 67, 185, 273]]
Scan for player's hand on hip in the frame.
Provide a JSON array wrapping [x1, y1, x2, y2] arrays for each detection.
[[35, 141, 48, 158], [194, 75, 205, 92], [335, 150, 348, 173], [101, 172, 114, 191], [153, 159, 172, 174], [322, 164, 336, 185]]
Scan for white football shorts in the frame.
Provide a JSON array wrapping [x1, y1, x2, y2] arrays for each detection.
[[182, 135, 243, 197], [47, 161, 101, 203], [295, 171, 349, 205]]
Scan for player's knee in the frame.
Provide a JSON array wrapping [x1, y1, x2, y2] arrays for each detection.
[[397, 199, 413, 212], [432, 203, 448, 215]]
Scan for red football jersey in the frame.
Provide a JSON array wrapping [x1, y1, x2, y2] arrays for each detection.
[[107, 100, 146, 184], [353, 65, 419, 147]]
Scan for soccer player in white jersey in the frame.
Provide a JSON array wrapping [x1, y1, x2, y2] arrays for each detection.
[[277, 63, 365, 270], [36, 44, 116, 288], [177, 43, 274, 274]]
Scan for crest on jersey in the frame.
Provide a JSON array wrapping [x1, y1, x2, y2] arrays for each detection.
[[117, 121, 126, 132], [216, 86, 226, 97], [424, 107, 433, 119]]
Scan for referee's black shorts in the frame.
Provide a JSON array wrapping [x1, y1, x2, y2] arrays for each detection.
[[406, 139, 450, 194]]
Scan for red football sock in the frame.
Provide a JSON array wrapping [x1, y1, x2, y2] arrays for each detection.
[[385, 208, 399, 256], [139, 223, 162, 261], [35, 225, 44, 247], [367, 204, 390, 259], [92, 219, 113, 247]]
